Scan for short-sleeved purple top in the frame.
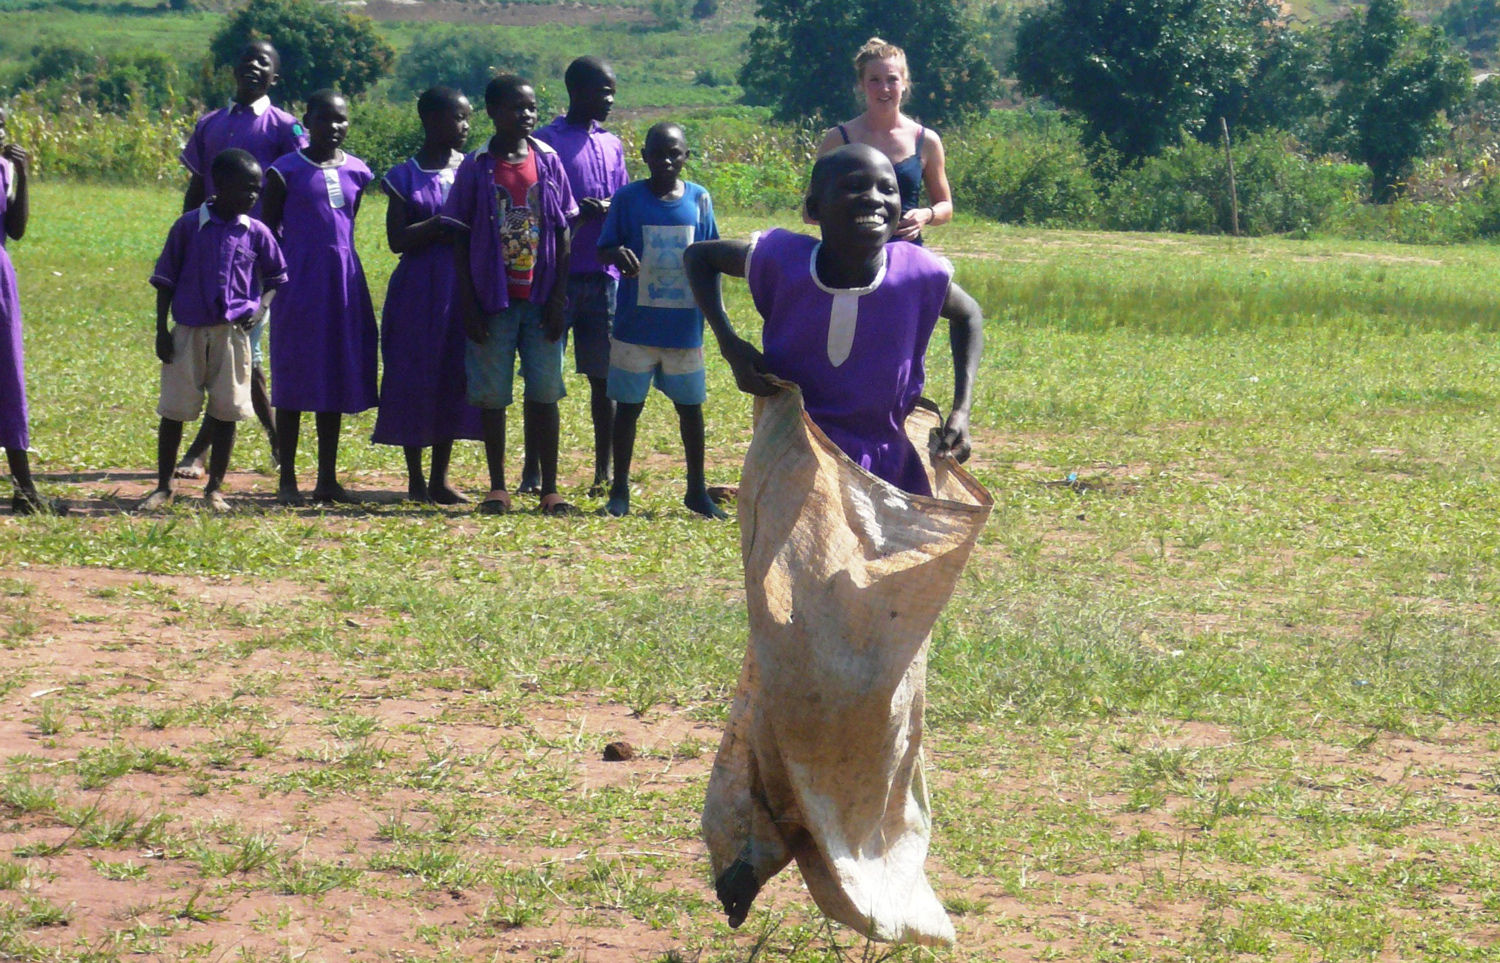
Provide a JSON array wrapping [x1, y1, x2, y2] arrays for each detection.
[[746, 228, 952, 496], [180, 98, 308, 219], [440, 138, 577, 316], [535, 116, 629, 278], [150, 205, 289, 327]]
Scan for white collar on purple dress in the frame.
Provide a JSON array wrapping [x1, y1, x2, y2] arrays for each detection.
[[809, 242, 888, 367], [198, 205, 251, 229]]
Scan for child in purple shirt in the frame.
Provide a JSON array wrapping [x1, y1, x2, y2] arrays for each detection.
[[533, 56, 630, 496], [143, 149, 289, 513], [685, 143, 981, 500], [442, 73, 577, 515], [175, 39, 306, 478]]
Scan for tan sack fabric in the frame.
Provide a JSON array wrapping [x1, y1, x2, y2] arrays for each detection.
[[702, 383, 992, 946]]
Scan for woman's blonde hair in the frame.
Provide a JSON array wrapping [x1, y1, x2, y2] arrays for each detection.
[[853, 37, 909, 88]]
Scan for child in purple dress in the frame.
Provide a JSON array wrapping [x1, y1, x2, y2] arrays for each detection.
[[371, 86, 481, 504], [0, 111, 66, 514], [263, 89, 378, 506], [442, 74, 576, 516], [684, 143, 983, 930], [143, 149, 288, 513], [686, 143, 981, 498], [175, 39, 306, 477]]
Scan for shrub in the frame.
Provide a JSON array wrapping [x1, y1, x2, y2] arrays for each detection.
[[209, 0, 394, 103], [3, 91, 188, 183], [19, 44, 184, 115], [344, 100, 424, 179], [390, 27, 540, 104], [946, 113, 1100, 226], [1102, 132, 1367, 236]]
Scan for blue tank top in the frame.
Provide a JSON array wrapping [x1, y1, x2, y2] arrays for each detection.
[[838, 124, 926, 243]]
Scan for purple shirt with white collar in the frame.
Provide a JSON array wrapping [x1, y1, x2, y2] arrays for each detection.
[[150, 205, 288, 328], [440, 137, 577, 316], [534, 116, 628, 277], [180, 97, 307, 219]]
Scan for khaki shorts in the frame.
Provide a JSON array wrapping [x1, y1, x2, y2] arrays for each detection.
[[157, 324, 254, 423]]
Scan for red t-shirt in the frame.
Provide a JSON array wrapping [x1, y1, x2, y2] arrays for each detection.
[[492, 151, 540, 302]]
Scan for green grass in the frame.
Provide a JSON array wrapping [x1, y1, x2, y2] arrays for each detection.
[[1, 181, 1499, 960]]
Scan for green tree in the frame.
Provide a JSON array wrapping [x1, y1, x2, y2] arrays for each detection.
[[1324, 0, 1470, 201], [391, 27, 538, 102], [209, 0, 394, 104], [1013, 0, 1280, 163], [738, 0, 998, 128]]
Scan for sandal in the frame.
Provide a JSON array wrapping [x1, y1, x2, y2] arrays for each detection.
[[477, 490, 512, 515], [539, 493, 579, 517]]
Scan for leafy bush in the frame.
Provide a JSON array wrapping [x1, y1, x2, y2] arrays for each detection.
[[3, 91, 188, 183], [1102, 133, 1367, 236], [343, 99, 425, 179], [19, 44, 184, 114], [390, 27, 540, 104], [947, 113, 1100, 226], [209, 0, 394, 103]]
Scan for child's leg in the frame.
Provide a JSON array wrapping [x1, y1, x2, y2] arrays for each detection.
[[607, 402, 643, 517], [276, 408, 303, 503], [479, 408, 509, 504], [312, 412, 352, 503], [153, 417, 184, 497], [428, 441, 467, 504], [527, 400, 561, 498], [589, 376, 614, 493], [677, 402, 725, 519], [518, 412, 540, 494], [403, 446, 428, 502], [251, 365, 277, 458], [203, 418, 237, 496], [6, 446, 34, 496], [175, 419, 212, 477], [6, 447, 66, 514]]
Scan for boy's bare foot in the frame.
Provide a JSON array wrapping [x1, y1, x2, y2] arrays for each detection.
[[707, 484, 739, 504], [516, 470, 542, 496], [311, 483, 356, 506], [714, 858, 760, 928], [605, 485, 630, 517], [275, 484, 305, 507], [202, 490, 231, 513], [431, 484, 470, 505], [539, 493, 579, 516], [476, 490, 511, 515], [407, 478, 431, 503], [11, 490, 69, 516], [685, 488, 728, 520], [587, 475, 611, 499], [173, 457, 205, 480], [139, 489, 173, 512]]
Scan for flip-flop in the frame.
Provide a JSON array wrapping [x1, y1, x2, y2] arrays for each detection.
[[539, 493, 579, 517], [477, 491, 512, 515]]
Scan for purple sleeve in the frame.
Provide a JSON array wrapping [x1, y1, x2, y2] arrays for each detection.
[[150, 219, 187, 289], [608, 137, 629, 194], [441, 157, 477, 230], [547, 154, 579, 226], [282, 115, 309, 156], [254, 225, 289, 289], [180, 114, 211, 176]]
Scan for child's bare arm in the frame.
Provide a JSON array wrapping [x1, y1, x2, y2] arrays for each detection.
[[384, 193, 447, 255], [450, 232, 486, 343], [2, 144, 28, 241], [260, 170, 287, 235], [684, 239, 776, 397], [183, 173, 206, 213], [155, 287, 174, 364], [542, 225, 571, 342], [598, 245, 639, 277], [932, 279, 983, 463]]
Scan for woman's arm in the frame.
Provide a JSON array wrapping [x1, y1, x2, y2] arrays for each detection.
[[895, 128, 953, 239], [684, 239, 776, 396], [933, 277, 982, 462]]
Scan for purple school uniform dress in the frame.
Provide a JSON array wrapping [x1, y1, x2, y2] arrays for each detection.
[[370, 159, 481, 447], [0, 158, 28, 451], [267, 150, 378, 413], [746, 229, 952, 497], [181, 98, 307, 220]]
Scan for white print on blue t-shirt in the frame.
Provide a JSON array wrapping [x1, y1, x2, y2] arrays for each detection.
[[638, 224, 696, 310]]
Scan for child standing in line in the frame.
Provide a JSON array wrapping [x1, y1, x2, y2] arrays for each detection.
[[370, 86, 480, 504], [532, 56, 630, 497], [596, 122, 721, 519], [263, 89, 378, 506], [143, 149, 288, 513], [441, 73, 576, 516], [0, 108, 67, 514], [175, 39, 306, 477]]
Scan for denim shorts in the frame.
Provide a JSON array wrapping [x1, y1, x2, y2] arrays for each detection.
[[465, 301, 567, 409], [564, 272, 616, 380]]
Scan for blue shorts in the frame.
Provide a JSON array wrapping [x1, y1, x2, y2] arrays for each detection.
[[564, 273, 616, 380], [248, 313, 266, 368], [465, 302, 567, 409], [606, 339, 707, 406]]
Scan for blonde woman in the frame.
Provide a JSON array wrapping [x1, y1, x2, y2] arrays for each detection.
[[815, 38, 953, 244]]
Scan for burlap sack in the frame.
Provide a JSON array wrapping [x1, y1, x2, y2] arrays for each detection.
[[702, 383, 992, 946]]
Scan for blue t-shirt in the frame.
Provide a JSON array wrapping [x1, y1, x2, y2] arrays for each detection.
[[597, 180, 719, 348]]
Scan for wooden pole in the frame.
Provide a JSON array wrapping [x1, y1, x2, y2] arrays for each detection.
[[1221, 116, 1240, 237]]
